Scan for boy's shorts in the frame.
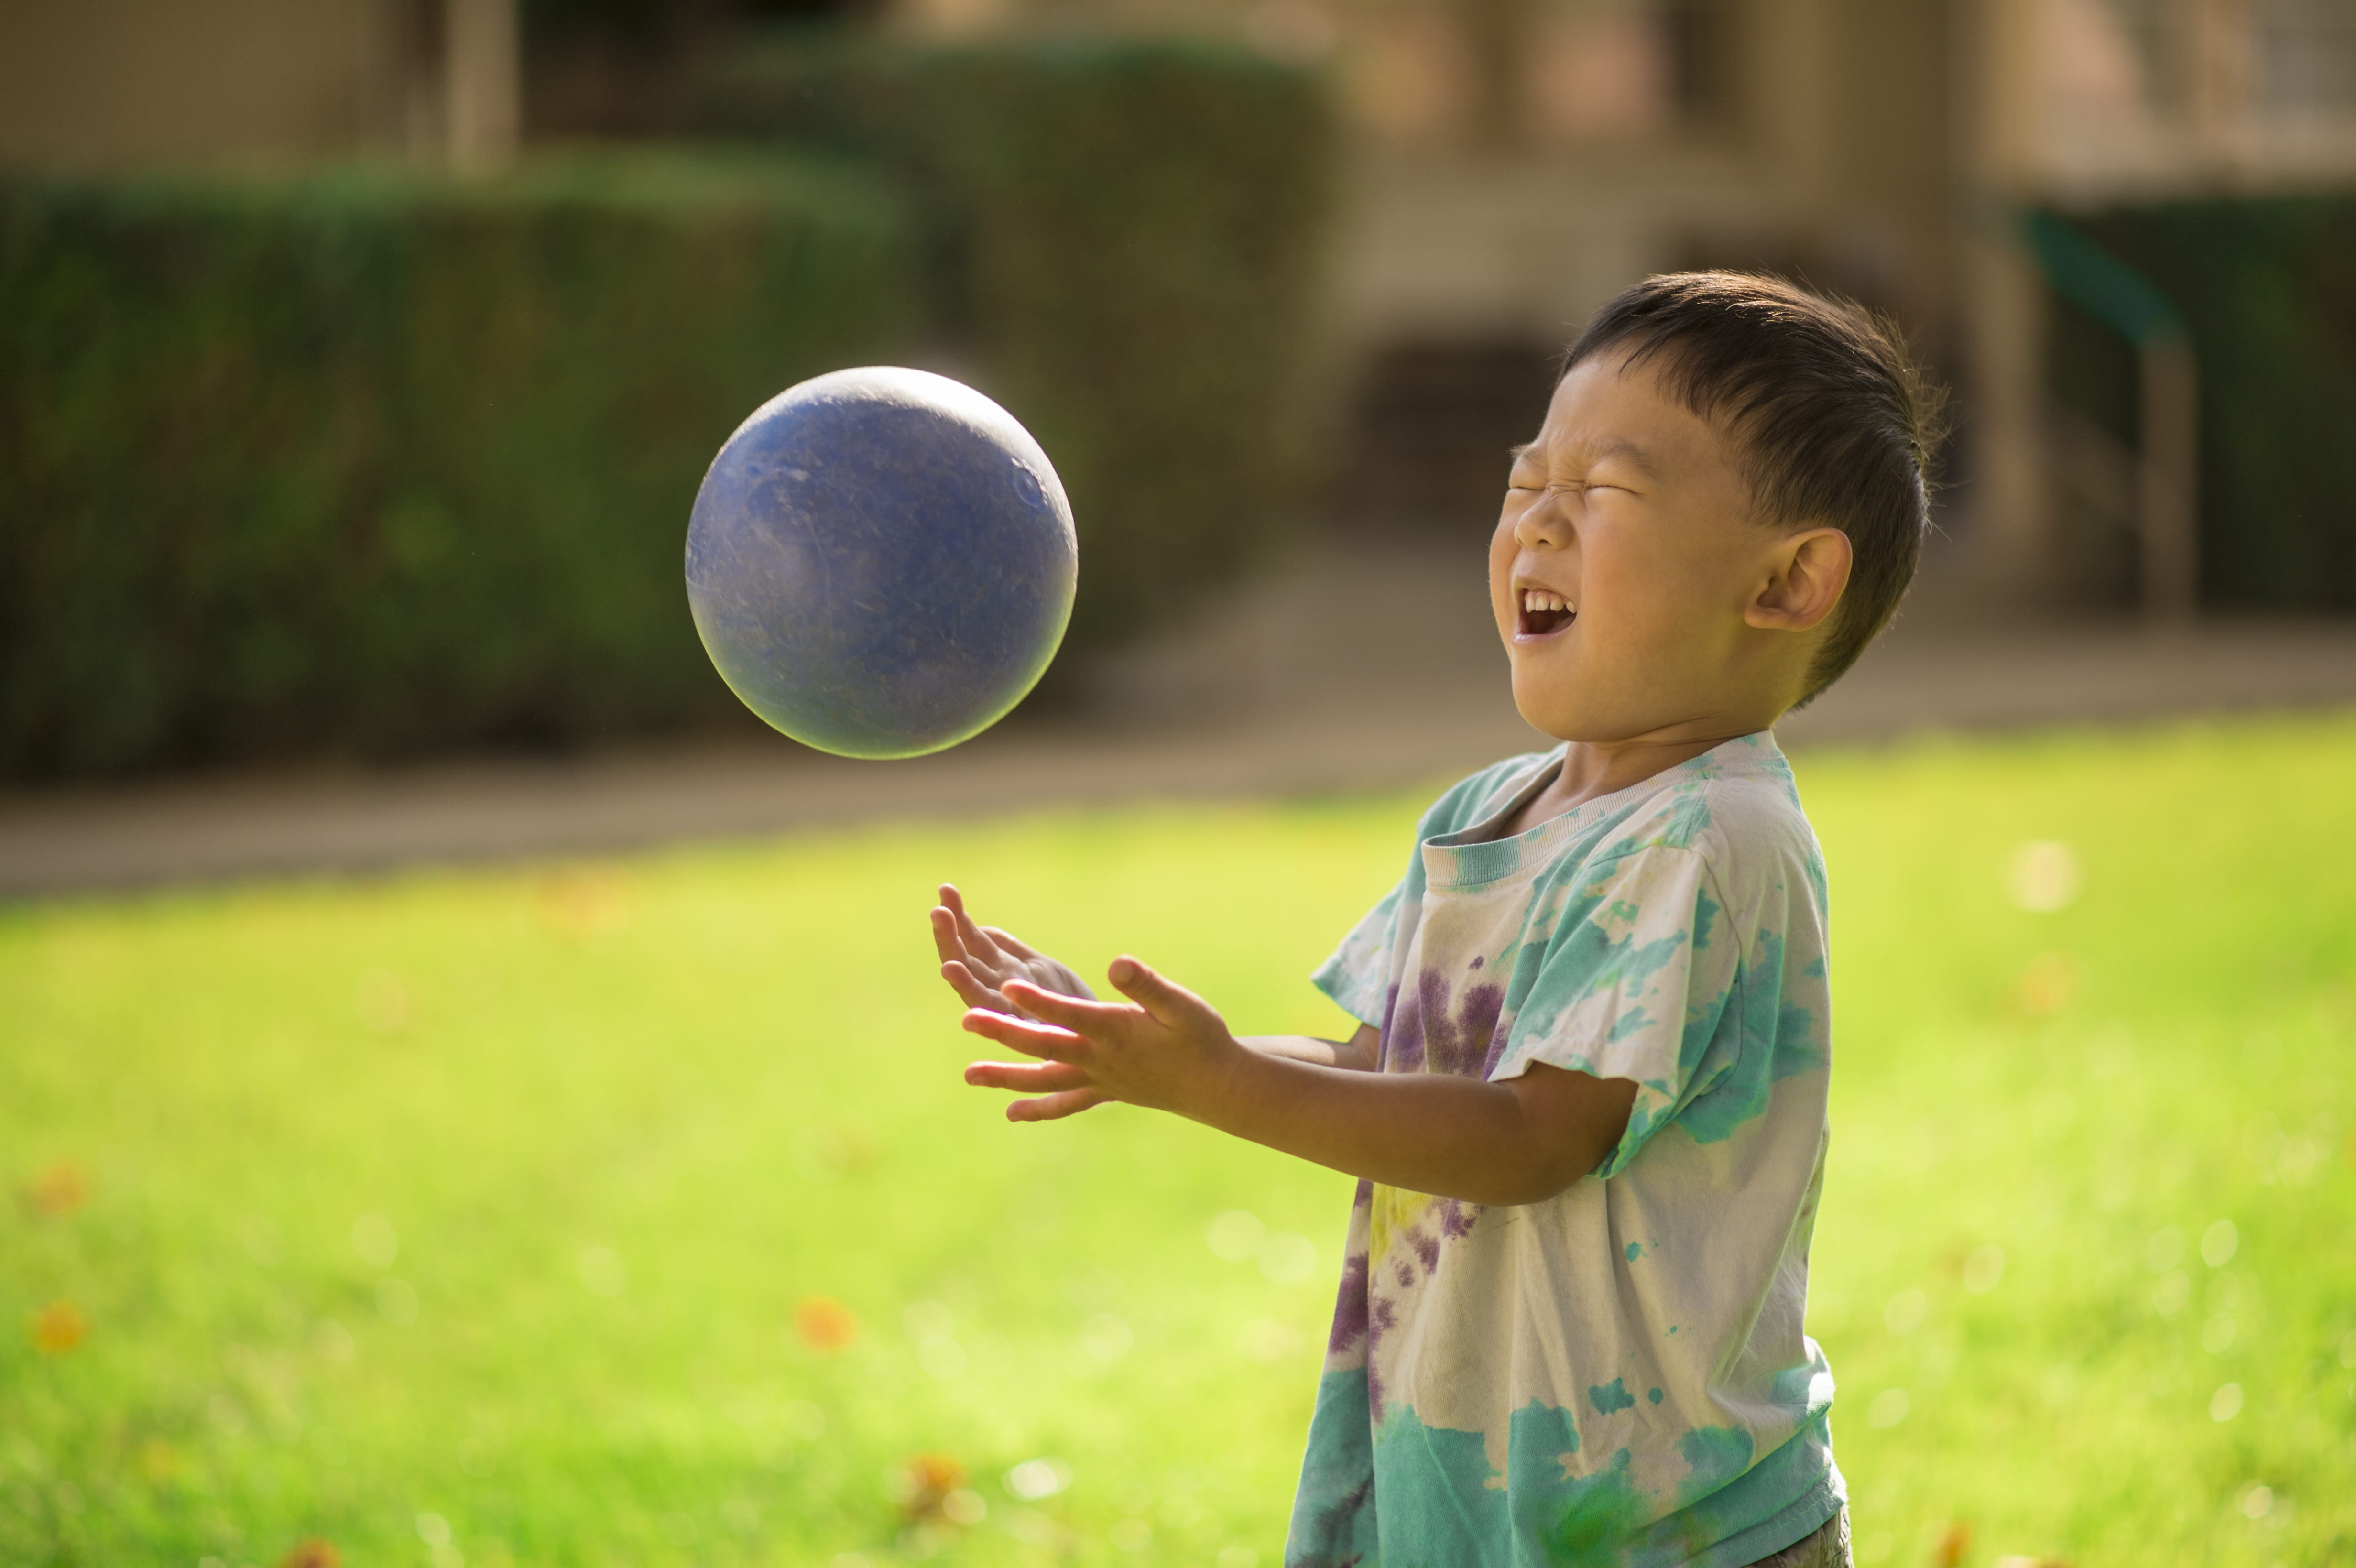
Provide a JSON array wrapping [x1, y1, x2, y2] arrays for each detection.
[[1745, 1510, 1852, 1568]]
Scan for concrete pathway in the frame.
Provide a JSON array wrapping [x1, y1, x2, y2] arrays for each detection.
[[6, 540, 2355, 900]]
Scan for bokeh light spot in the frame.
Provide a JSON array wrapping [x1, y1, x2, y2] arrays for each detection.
[[351, 1213, 399, 1268], [2008, 841, 2082, 912], [1004, 1457, 1071, 1501], [576, 1246, 627, 1298], [1206, 1209, 1264, 1263], [1239, 1317, 1301, 1362], [376, 1277, 420, 1325], [355, 970, 412, 1034], [1258, 1232, 1318, 1284], [1963, 1245, 2006, 1294], [1080, 1312, 1134, 1361]]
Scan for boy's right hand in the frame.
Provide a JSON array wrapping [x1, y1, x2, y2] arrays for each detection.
[[929, 883, 1096, 1022]]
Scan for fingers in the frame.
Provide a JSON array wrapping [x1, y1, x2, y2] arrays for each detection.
[[1105, 955, 1207, 1029], [964, 1058, 1091, 1092], [941, 884, 1004, 967], [938, 959, 1003, 1012], [983, 925, 1041, 961], [1006, 1087, 1112, 1122], [1000, 979, 1128, 1033], [932, 906, 982, 972], [962, 1007, 1084, 1061]]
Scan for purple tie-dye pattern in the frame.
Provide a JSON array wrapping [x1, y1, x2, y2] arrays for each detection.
[[1329, 1250, 1372, 1355], [1390, 969, 1506, 1079], [1412, 1227, 1441, 1275], [1367, 1296, 1398, 1418], [1437, 1198, 1482, 1240]]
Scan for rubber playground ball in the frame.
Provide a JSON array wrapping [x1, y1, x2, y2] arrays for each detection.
[[685, 367, 1077, 759]]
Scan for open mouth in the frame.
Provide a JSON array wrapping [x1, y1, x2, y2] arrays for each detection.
[[1518, 587, 1577, 637]]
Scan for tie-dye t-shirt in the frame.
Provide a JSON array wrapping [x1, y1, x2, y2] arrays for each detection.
[[1287, 732, 1843, 1568]]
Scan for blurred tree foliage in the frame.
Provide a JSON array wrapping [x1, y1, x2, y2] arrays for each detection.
[[0, 152, 919, 777], [2044, 196, 2356, 612], [684, 38, 1337, 658], [0, 45, 1335, 779]]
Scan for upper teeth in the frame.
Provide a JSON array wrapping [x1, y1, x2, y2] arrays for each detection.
[[1523, 590, 1574, 614]]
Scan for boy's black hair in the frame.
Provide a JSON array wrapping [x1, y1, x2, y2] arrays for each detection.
[[1561, 271, 1948, 705]]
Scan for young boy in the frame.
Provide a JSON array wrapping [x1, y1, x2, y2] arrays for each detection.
[[929, 272, 1942, 1567]]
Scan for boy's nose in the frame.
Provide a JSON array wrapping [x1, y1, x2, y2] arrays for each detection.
[[1513, 493, 1572, 550]]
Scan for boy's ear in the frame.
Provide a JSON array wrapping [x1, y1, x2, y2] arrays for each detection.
[[1746, 526, 1851, 633]]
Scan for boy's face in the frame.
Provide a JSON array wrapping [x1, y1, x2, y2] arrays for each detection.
[[1489, 348, 1815, 744]]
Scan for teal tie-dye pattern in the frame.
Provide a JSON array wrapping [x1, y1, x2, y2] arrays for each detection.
[[1290, 734, 1843, 1568]]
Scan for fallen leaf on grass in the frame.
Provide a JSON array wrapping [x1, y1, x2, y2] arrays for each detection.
[[26, 1162, 87, 1216], [796, 1296, 859, 1351], [30, 1301, 87, 1353], [891, 1452, 984, 1525]]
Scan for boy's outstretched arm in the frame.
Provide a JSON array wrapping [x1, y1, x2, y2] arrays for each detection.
[[962, 955, 1636, 1209]]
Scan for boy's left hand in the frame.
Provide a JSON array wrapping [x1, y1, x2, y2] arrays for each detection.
[[962, 957, 1243, 1122]]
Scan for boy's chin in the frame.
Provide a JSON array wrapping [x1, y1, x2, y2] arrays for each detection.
[[1511, 680, 1663, 747], [1510, 689, 1608, 744]]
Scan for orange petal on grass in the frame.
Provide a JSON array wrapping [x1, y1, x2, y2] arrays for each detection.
[[27, 1162, 87, 1217], [1935, 1522, 1974, 1568], [31, 1301, 87, 1353], [795, 1296, 859, 1352], [279, 1541, 341, 1568]]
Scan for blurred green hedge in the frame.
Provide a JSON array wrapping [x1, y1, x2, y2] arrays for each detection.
[[683, 37, 1336, 655], [2046, 196, 2356, 611], [0, 43, 1335, 779], [0, 152, 920, 778]]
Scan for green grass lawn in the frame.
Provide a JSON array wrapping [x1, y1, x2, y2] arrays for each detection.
[[5, 715, 2354, 1568]]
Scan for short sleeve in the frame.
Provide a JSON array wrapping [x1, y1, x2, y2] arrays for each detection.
[[1310, 881, 1405, 1029], [1492, 845, 1742, 1177]]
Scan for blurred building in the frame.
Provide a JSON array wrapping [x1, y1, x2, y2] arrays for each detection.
[[5, 0, 2353, 607], [0, 0, 521, 172], [888, 0, 2351, 609]]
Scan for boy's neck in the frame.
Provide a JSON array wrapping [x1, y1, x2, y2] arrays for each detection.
[[1502, 727, 1767, 838]]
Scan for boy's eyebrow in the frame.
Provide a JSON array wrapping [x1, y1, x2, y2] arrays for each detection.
[[1508, 436, 1666, 480], [1586, 437, 1664, 479]]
